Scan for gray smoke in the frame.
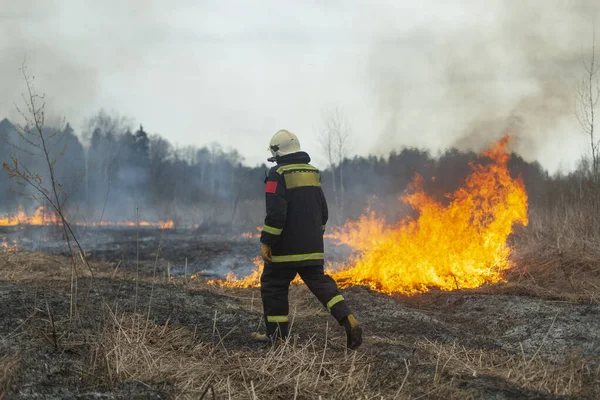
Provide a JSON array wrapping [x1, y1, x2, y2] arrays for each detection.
[[0, 0, 174, 125], [0, 2, 98, 122], [2, 1, 598, 172], [367, 0, 600, 170]]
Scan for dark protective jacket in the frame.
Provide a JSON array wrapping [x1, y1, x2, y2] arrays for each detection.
[[260, 151, 328, 268]]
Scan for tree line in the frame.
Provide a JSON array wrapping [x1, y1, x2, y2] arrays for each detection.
[[0, 111, 266, 228], [0, 109, 595, 231]]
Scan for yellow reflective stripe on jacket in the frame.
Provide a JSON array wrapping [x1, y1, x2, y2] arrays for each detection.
[[322, 224, 326, 231], [284, 171, 321, 189], [267, 315, 289, 323], [276, 163, 318, 174], [326, 295, 345, 310], [271, 253, 324, 263], [262, 224, 283, 235]]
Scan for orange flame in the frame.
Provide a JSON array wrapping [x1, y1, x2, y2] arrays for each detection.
[[208, 256, 264, 288], [210, 137, 527, 294], [0, 206, 59, 226], [328, 136, 528, 294], [0, 207, 174, 229], [240, 226, 262, 239], [0, 237, 18, 253], [208, 256, 302, 288]]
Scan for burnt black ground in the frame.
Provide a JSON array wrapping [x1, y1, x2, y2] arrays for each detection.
[[4, 276, 597, 399], [0, 231, 599, 398], [1, 226, 258, 278]]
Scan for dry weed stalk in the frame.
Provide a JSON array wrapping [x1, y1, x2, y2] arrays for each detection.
[[2, 61, 94, 323]]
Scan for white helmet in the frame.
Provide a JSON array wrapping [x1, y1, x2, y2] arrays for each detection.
[[268, 129, 301, 161]]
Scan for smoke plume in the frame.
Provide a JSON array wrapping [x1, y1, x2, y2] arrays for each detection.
[[367, 0, 600, 171]]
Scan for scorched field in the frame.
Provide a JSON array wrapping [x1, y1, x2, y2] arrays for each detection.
[[0, 138, 599, 399]]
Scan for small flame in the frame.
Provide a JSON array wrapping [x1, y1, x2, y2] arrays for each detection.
[[240, 226, 262, 239], [208, 256, 302, 288], [328, 136, 528, 294], [0, 237, 18, 253], [0, 207, 174, 229], [0, 206, 59, 226], [208, 256, 264, 288]]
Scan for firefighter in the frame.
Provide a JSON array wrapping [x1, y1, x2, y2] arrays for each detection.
[[251, 129, 363, 350]]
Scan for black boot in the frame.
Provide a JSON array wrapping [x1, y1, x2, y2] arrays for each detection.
[[342, 314, 363, 350]]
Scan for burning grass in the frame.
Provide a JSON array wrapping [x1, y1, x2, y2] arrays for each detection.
[[329, 136, 528, 295], [0, 206, 174, 229], [0, 206, 59, 226], [0, 239, 17, 254], [205, 256, 264, 288], [205, 256, 302, 288]]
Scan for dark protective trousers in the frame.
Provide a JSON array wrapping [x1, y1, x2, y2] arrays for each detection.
[[260, 264, 352, 338]]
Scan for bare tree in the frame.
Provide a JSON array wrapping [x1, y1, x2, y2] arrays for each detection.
[[320, 107, 351, 224], [2, 62, 92, 320], [320, 116, 338, 212], [575, 24, 600, 181]]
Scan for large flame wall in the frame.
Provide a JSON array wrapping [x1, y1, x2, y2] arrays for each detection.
[[328, 136, 528, 294]]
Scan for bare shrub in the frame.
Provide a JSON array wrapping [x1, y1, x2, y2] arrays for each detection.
[[575, 24, 600, 180], [2, 62, 93, 323]]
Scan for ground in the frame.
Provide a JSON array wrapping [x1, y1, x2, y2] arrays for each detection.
[[0, 228, 598, 399]]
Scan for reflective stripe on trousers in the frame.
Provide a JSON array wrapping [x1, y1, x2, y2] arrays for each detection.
[[267, 315, 289, 323], [327, 295, 344, 310]]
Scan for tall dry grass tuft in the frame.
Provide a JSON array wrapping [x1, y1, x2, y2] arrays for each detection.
[[89, 310, 376, 399], [417, 339, 597, 398], [511, 176, 600, 302]]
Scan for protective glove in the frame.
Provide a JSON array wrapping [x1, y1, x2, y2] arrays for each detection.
[[261, 243, 272, 263]]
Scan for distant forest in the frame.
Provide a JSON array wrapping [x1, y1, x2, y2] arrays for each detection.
[[0, 110, 588, 230]]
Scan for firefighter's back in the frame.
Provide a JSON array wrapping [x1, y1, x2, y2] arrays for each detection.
[[273, 161, 326, 266]]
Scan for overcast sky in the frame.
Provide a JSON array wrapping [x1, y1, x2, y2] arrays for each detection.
[[1, 0, 599, 171]]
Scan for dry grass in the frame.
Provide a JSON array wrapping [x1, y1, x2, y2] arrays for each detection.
[[508, 228, 600, 302], [0, 356, 20, 397], [89, 311, 377, 400], [0, 250, 97, 283], [508, 182, 600, 303], [417, 339, 598, 398], [1, 183, 599, 398]]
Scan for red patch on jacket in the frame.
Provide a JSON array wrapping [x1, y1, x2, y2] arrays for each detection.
[[265, 181, 278, 193]]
